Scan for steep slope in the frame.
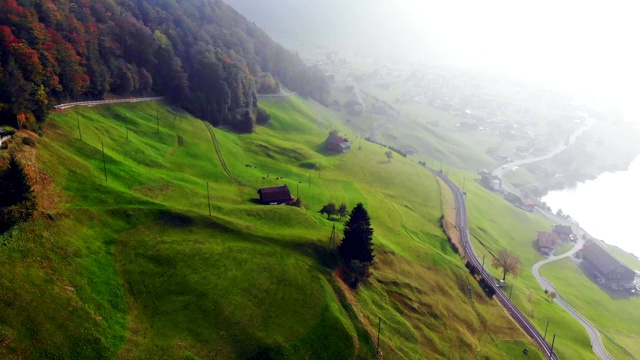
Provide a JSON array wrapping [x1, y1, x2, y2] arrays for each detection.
[[0, 98, 541, 359]]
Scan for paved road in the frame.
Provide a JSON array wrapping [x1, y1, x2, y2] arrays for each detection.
[[492, 115, 595, 191], [531, 240, 613, 360], [429, 168, 559, 360], [54, 96, 164, 110]]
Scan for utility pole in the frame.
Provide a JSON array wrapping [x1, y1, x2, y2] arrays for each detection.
[[509, 284, 514, 299], [207, 182, 211, 216], [101, 141, 107, 182], [376, 317, 382, 355], [550, 333, 557, 353], [77, 112, 82, 141], [543, 320, 550, 340]]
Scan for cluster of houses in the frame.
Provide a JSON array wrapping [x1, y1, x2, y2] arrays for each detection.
[[536, 224, 575, 255], [478, 169, 541, 212]]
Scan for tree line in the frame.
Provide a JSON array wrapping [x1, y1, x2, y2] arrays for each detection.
[[0, 0, 329, 133]]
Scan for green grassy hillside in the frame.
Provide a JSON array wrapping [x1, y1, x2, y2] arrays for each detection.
[[0, 97, 542, 359], [435, 167, 598, 360]]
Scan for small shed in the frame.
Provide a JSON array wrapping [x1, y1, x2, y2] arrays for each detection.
[[257, 185, 293, 205]]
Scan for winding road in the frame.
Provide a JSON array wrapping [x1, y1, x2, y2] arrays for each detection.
[[531, 238, 613, 360], [492, 115, 595, 192], [429, 168, 559, 360]]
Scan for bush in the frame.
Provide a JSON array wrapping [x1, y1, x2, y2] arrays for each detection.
[[22, 137, 36, 147], [256, 107, 271, 125]]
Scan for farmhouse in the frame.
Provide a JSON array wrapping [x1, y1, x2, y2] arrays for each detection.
[[257, 185, 293, 205], [480, 174, 502, 191], [537, 231, 560, 255], [553, 224, 573, 241], [522, 198, 539, 212], [325, 133, 351, 153], [581, 240, 636, 290]]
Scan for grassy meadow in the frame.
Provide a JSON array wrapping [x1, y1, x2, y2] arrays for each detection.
[[0, 97, 544, 359]]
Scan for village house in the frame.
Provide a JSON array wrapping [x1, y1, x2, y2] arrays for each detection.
[[257, 185, 293, 205], [324, 133, 351, 153], [504, 192, 523, 206], [480, 174, 502, 191], [537, 231, 560, 255], [522, 198, 539, 212], [580, 240, 637, 291], [553, 224, 574, 241]]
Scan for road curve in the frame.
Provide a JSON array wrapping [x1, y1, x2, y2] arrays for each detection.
[[429, 168, 559, 360], [492, 116, 595, 192], [532, 240, 614, 360]]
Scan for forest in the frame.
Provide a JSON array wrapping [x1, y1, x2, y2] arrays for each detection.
[[0, 0, 329, 132]]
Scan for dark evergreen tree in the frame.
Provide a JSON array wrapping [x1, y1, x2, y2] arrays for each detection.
[[339, 203, 374, 264], [338, 203, 375, 288]]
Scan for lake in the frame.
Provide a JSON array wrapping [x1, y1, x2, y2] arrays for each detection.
[[544, 153, 640, 259]]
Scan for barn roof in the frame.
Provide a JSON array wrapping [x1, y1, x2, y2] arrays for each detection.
[[257, 185, 292, 203], [553, 224, 573, 235], [325, 133, 350, 145], [581, 240, 632, 275], [537, 231, 559, 249]]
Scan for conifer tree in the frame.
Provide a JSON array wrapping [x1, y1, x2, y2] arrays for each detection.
[[339, 203, 374, 287]]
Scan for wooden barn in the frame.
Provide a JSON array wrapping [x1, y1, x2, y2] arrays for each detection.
[[257, 185, 293, 205], [581, 240, 636, 290]]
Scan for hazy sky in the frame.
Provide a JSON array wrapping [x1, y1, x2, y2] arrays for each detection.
[[393, 0, 636, 109], [226, 0, 636, 112]]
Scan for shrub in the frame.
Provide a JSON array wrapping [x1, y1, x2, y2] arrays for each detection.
[[22, 137, 36, 147]]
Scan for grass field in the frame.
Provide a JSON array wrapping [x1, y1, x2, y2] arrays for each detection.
[[0, 97, 545, 359]]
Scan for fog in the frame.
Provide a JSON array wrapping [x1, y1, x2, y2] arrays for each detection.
[[227, 0, 637, 110]]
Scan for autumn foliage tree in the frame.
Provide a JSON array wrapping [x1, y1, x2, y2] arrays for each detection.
[[491, 249, 522, 281], [0, 0, 329, 132]]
